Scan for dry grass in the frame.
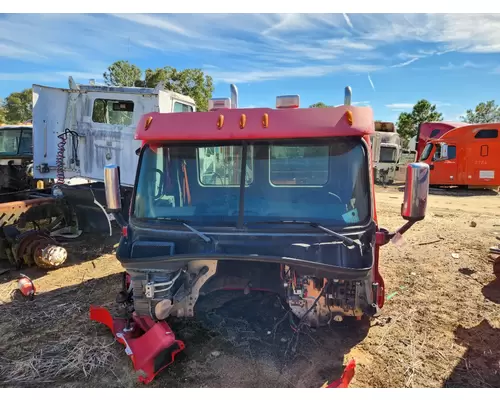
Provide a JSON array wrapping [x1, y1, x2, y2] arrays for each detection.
[[0, 272, 125, 388], [0, 336, 117, 385]]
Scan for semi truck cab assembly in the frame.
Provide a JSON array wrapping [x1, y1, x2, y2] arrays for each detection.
[[90, 85, 431, 385]]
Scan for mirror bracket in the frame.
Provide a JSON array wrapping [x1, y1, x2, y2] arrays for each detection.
[[376, 221, 416, 246]]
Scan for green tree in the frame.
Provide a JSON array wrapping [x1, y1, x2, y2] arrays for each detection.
[[103, 61, 214, 111], [103, 60, 142, 87], [461, 100, 500, 124], [0, 100, 6, 124], [396, 100, 443, 141], [309, 102, 332, 108], [3, 89, 33, 123], [143, 67, 214, 112]]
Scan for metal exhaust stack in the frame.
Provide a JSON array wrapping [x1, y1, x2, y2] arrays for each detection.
[[230, 84, 238, 108], [344, 86, 352, 106]]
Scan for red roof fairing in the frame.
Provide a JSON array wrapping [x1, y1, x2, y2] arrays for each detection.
[[135, 106, 374, 142]]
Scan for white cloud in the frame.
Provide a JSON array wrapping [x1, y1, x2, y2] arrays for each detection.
[[367, 74, 375, 91], [391, 57, 421, 68], [352, 14, 500, 54], [342, 13, 354, 29], [431, 101, 452, 107], [207, 64, 380, 84], [0, 43, 43, 61], [385, 100, 451, 111], [2, 13, 500, 87], [111, 14, 198, 38], [386, 103, 414, 110], [440, 61, 484, 70], [0, 70, 105, 84]]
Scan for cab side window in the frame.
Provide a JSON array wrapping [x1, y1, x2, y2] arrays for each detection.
[[173, 102, 194, 113], [433, 144, 456, 161], [429, 129, 440, 138], [474, 129, 498, 139], [420, 143, 433, 161], [447, 145, 456, 160], [433, 144, 441, 160]]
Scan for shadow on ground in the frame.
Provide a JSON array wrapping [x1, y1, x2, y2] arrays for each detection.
[[444, 320, 500, 388], [483, 278, 500, 305]]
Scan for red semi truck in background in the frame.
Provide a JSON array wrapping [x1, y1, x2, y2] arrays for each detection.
[[419, 122, 500, 189], [416, 121, 468, 160]]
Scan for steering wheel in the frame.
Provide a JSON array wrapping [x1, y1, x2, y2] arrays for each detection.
[[211, 172, 224, 185], [147, 168, 165, 201]]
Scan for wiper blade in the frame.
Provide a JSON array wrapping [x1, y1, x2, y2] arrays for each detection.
[[249, 220, 358, 248], [154, 217, 211, 243]]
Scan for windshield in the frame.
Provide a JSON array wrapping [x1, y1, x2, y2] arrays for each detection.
[[379, 146, 397, 163], [420, 143, 433, 161], [133, 138, 370, 227], [0, 128, 32, 155]]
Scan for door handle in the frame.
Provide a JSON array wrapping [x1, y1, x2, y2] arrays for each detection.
[[429, 164, 434, 170]]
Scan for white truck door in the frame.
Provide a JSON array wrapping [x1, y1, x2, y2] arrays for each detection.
[[77, 92, 158, 187], [32, 84, 80, 180]]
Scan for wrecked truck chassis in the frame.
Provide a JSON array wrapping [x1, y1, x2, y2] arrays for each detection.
[[89, 219, 418, 386], [0, 190, 70, 268], [0, 184, 132, 269], [89, 234, 382, 386]]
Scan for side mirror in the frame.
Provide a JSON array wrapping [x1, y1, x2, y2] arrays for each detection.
[[401, 162, 429, 222], [104, 164, 122, 212], [440, 143, 448, 159]]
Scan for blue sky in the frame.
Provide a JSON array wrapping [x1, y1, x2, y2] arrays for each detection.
[[1, 13, 500, 121]]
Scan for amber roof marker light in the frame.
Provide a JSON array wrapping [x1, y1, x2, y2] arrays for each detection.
[[217, 114, 225, 129], [262, 113, 269, 128], [346, 111, 353, 126], [144, 116, 153, 131], [240, 114, 247, 129]]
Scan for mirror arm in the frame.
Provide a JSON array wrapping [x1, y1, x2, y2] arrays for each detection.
[[376, 220, 416, 246], [112, 212, 127, 228]]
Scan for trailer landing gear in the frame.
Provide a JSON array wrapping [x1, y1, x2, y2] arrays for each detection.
[[89, 305, 185, 384]]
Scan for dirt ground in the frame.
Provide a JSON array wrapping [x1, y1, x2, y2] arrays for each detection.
[[0, 186, 499, 388]]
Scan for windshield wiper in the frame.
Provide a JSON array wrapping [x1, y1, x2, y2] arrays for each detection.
[[248, 220, 359, 248], [152, 217, 212, 243]]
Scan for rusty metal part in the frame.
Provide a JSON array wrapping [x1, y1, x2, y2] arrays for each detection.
[[34, 244, 67, 268], [287, 277, 363, 327], [0, 197, 55, 228], [170, 260, 217, 318], [13, 230, 67, 269]]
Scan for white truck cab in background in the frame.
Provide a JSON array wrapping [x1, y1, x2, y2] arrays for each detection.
[[32, 77, 195, 187], [31, 77, 196, 235], [371, 121, 402, 185]]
